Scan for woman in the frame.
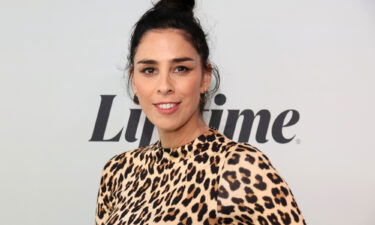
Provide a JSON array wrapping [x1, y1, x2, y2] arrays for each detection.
[[95, 0, 306, 224]]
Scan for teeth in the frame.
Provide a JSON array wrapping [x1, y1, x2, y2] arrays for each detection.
[[157, 103, 176, 109]]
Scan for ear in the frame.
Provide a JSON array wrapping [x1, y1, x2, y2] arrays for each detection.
[[200, 63, 212, 93]]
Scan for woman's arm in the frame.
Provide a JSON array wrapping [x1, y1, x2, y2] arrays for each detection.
[[95, 156, 117, 225], [217, 143, 306, 225]]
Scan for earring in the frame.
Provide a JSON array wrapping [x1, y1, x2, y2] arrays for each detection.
[[133, 93, 139, 104], [200, 92, 207, 104]]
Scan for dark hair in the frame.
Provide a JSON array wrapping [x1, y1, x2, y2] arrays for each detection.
[[126, 0, 220, 114]]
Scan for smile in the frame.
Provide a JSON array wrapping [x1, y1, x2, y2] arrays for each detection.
[[157, 103, 177, 109], [154, 102, 180, 114]]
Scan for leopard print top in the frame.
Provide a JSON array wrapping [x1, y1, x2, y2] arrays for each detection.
[[95, 128, 306, 225]]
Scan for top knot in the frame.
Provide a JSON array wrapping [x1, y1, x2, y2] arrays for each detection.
[[153, 0, 195, 14]]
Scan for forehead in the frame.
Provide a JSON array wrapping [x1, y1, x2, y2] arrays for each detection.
[[134, 28, 199, 60]]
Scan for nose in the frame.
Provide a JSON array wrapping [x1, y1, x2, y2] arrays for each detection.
[[157, 71, 174, 95]]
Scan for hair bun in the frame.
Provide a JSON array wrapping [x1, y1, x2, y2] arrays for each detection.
[[154, 0, 195, 14]]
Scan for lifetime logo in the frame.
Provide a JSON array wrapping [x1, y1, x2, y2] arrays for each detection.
[[89, 94, 300, 147]]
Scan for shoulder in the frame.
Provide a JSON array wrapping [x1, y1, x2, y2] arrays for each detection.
[[98, 144, 153, 194], [219, 139, 286, 192], [224, 141, 277, 172], [217, 136, 306, 224], [99, 144, 153, 180], [219, 141, 287, 197], [215, 130, 276, 173], [101, 144, 152, 173]]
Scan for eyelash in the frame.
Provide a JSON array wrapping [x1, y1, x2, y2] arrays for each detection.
[[141, 68, 155, 74], [140, 66, 191, 75], [174, 66, 190, 73]]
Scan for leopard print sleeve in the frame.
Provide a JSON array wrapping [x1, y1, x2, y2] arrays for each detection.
[[95, 155, 118, 225], [217, 143, 306, 225]]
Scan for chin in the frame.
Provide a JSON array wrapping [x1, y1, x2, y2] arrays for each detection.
[[154, 122, 182, 132]]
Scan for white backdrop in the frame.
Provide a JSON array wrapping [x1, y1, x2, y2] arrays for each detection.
[[1, 0, 374, 224]]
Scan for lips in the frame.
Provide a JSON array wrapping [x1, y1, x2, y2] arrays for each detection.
[[153, 102, 180, 114]]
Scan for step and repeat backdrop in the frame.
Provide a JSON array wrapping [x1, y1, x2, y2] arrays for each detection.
[[1, 0, 374, 224]]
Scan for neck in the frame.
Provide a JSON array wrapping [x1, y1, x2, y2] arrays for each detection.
[[157, 117, 209, 149]]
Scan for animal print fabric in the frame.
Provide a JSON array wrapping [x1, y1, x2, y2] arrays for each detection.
[[95, 128, 306, 225]]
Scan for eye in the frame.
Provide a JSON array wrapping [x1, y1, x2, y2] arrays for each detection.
[[174, 66, 190, 73], [141, 67, 155, 75]]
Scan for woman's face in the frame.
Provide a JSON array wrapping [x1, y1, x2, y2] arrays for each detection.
[[131, 28, 211, 132]]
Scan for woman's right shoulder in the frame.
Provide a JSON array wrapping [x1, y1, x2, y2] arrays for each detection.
[[101, 144, 152, 174]]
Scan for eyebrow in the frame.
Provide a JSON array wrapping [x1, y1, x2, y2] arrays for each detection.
[[136, 57, 194, 64]]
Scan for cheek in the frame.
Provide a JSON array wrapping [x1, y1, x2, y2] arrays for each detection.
[[133, 77, 152, 98], [189, 75, 203, 93], [179, 77, 202, 100]]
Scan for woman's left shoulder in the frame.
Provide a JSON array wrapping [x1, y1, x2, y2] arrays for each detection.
[[221, 140, 277, 171], [216, 139, 307, 224]]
